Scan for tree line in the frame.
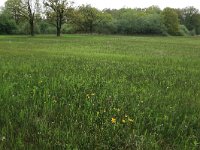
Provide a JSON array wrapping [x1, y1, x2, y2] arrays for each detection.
[[0, 0, 200, 36]]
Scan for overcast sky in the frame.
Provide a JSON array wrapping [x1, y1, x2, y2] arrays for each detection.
[[0, 0, 200, 10]]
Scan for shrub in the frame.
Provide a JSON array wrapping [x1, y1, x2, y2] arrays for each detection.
[[0, 14, 17, 34], [178, 25, 190, 36]]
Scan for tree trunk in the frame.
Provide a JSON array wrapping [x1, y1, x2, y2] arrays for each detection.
[[89, 22, 93, 34], [56, 15, 61, 37], [30, 18, 34, 36], [57, 27, 61, 36], [56, 13, 63, 37], [27, 0, 34, 36]]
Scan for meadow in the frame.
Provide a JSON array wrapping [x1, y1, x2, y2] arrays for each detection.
[[0, 35, 200, 149]]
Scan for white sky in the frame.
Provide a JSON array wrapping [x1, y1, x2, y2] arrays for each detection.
[[0, 0, 200, 10]]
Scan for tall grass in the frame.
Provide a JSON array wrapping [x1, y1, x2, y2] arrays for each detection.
[[0, 35, 200, 149]]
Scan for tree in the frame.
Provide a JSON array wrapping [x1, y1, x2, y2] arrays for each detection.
[[95, 11, 114, 34], [4, 0, 40, 36], [0, 13, 17, 34], [69, 5, 105, 34], [191, 14, 200, 34], [145, 6, 161, 14], [5, 0, 23, 24], [162, 8, 179, 35], [44, 0, 70, 36], [182, 7, 199, 31], [23, 0, 40, 36]]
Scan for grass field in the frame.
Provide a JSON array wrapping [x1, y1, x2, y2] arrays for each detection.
[[0, 35, 200, 149]]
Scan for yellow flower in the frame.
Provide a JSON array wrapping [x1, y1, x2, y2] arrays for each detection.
[[128, 118, 134, 123], [122, 119, 126, 123], [111, 118, 116, 124], [91, 93, 95, 96]]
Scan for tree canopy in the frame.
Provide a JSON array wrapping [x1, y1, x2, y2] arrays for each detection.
[[1, 0, 200, 36]]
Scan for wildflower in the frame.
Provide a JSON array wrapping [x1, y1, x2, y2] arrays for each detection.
[[128, 118, 134, 123], [111, 118, 116, 124], [114, 108, 120, 112], [164, 115, 168, 120], [1, 136, 6, 141], [122, 119, 126, 123], [91, 93, 95, 96], [86, 94, 90, 99]]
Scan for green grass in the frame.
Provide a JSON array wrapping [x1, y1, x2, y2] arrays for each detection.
[[0, 35, 200, 149]]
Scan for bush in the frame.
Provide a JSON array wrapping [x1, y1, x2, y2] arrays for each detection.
[[195, 26, 200, 35], [114, 11, 166, 35], [39, 21, 49, 34], [61, 24, 76, 34], [39, 21, 57, 34], [95, 20, 118, 34], [0, 14, 17, 34], [190, 29, 196, 36], [142, 14, 166, 34], [178, 25, 190, 36], [17, 22, 40, 35]]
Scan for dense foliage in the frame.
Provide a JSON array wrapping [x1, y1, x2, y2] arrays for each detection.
[[0, 13, 17, 34], [0, 1, 200, 36]]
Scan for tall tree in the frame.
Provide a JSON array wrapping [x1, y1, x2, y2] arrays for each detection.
[[69, 5, 104, 34], [44, 0, 70, 36], [181, 7, 200, 34], [162, 8, 179, 35], [23, 0, 40, 36], [4, 0, 40, 36], [5, 0, 22, 24], [191, 14, 200, 34]]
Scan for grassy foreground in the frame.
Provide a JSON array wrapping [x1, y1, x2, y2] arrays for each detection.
[[0, 35, 200, 149]]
